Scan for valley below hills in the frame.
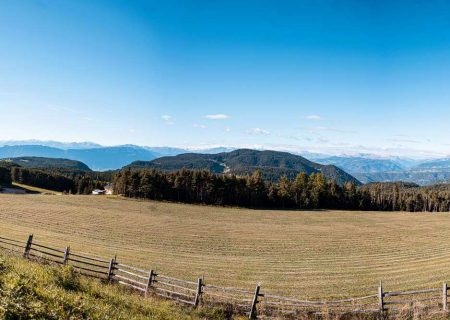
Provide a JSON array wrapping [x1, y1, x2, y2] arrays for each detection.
[[1, 140, 450, 185]]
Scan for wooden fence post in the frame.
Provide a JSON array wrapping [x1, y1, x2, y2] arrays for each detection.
[[23, 234, 33, 258], [107, 256, 116, 282], [145, 269, 154, 298], [443, 282, 448, 311], [378, 280, 385, 314], [194, 277, 203, 307], [63, 246, 70, 265], [249, 283, 261, 320]]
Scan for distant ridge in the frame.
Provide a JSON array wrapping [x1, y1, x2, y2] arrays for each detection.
[[313, 156, 403, 173], [1, 156, 91, 171], [126, 149, 361, 185], [2, 141, 450, 185], [0, 144, 235, 171], [0, 145, 159, 171], [0, 140, 102, 150]]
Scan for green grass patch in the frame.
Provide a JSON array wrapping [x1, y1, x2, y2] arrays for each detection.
[[0, 253, 235, 320]]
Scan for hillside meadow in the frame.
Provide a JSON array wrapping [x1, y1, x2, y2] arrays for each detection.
[[1, 194, 450, 300], [0, 252, 229, 320]]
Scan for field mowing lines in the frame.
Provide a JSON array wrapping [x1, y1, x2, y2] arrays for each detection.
[[3, 195, 450, 299]]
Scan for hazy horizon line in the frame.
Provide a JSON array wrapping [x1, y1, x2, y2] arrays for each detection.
[[0, 139, 447, 160]]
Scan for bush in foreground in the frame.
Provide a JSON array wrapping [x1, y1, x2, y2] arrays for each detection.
[[0, 253, 234, 320]]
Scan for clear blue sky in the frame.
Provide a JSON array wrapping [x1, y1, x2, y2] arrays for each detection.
[[1, 0, 450, 157]]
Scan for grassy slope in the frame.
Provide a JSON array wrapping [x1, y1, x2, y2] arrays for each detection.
[[0, 183, 61, 195], [11, 182, 62, 195], [2, 195, 450, 300], [0, 252, 230, 320]]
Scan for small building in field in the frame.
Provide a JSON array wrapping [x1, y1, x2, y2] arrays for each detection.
[[92, 189, 106, 195], [104, 184, 113, 195]]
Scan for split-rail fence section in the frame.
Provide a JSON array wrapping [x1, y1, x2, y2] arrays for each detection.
[[1, 234, 449, 319]]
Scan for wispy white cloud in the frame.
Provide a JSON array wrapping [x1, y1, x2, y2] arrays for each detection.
[[247, 128, 270, 135], [389, 138, 420, 144], [202, 114, 230, 120], [304, 115, 322, 120], [282, 133, 331, 144], [193, 123, 207, 129], [224, 127, 231, 132], [282, 135, 306, 142], [389, 134, 424, 144], [301, 126, 357, 133], [161, 115, 175, 125]]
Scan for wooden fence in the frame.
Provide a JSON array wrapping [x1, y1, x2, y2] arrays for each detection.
[[1, 234, 449, 319]]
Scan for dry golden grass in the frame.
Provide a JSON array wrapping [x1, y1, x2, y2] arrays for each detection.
[[1, 194, 450, 301], [0, 252, 230, 320], [11, 182, 62, 194]]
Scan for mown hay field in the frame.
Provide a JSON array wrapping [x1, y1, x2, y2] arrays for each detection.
[[1, 194, 450, 300]]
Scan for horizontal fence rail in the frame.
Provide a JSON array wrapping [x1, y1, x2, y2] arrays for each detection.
[[0, 236, 26, 253], [1, 233, 450, 319]]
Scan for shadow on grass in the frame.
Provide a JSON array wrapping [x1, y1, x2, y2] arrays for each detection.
[[0, 183, 40, 194]]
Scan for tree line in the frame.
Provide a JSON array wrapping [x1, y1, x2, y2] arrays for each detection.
[[113, 168, 364, 209], [1, 165, 111, 194], [3, 162, 450, 212], [360, 182, 450, 212], [111, 168, 380, 210], [113, 168, 450, 212], [0, 167, 12, 185]]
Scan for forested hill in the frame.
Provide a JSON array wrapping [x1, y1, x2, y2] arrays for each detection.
[[0, 145, 159, 171], [126, 149, 361, 185], [2, 157, 91, 171]]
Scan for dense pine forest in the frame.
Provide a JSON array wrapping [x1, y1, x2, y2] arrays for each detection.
[[2, 160, 450, 212], [0, 166, 12, 185], [0, 162, 112, 194], [114, 168, 450, 212]]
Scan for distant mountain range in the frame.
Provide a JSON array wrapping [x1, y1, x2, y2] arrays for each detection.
[[126, 149, 361, 185], [312, 156, 404, 173], [0, 145, 158, 171], [415, 158, 450, 169], [312, 155, 450, 185], [0, 144, 237, 171], [0, 140, 103, 150], [1, 140, 450, 185], [354, 170, 450, 186]]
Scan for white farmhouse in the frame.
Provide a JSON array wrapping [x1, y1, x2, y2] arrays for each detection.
[[104, 184, 113, 195]]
